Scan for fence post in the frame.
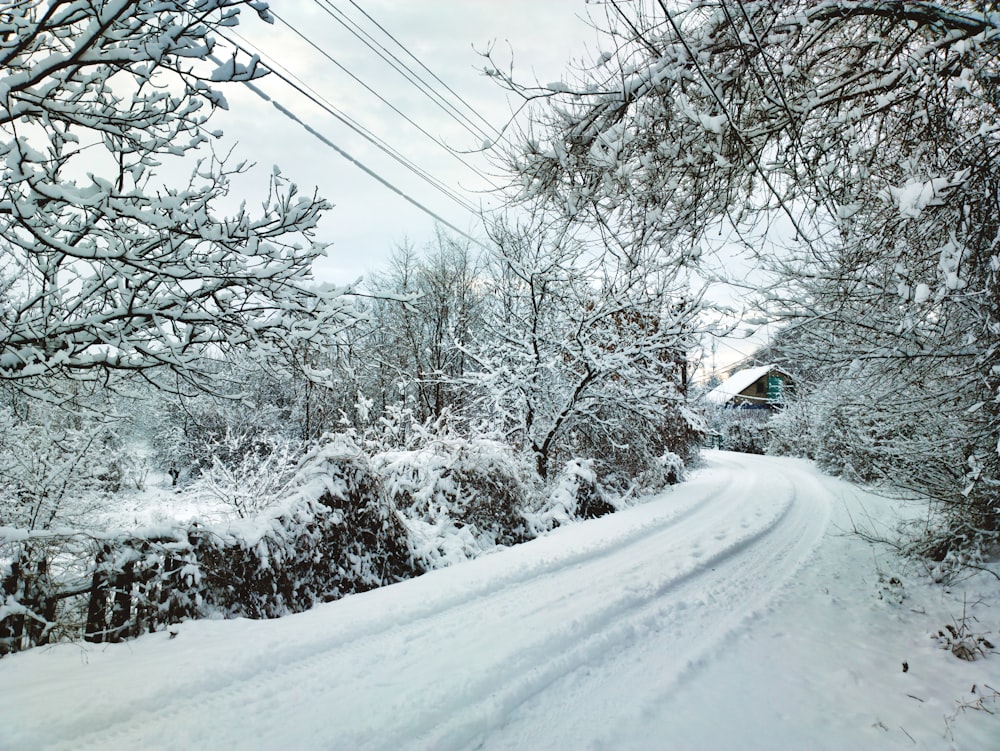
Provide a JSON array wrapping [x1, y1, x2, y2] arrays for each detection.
[[0, 554, 24, 654], [84, 545, 110, 643], [40, 572, 57, 647], [25, 556, 52, 646], [108, 557, 134, 643], [1, 544, 55, 653]]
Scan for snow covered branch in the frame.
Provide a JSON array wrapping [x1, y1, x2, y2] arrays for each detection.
[[0, 1, 354, 395]]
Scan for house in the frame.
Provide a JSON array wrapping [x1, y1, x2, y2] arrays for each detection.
[[705, 364, 792, 410]]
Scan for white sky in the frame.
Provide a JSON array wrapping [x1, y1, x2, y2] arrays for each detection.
[[200, 1, 764, 373], [207, 1, 603, 284]]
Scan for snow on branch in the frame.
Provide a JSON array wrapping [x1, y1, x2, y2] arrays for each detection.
[[0, 1, 354, 396]]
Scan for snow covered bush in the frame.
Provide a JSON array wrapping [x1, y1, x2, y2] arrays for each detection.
[[934, 601, 997, 662], [529, 459, 616, 533], [766, 399, 816, 460], [767, 370, 993, 566], [0, 406, 128, 530], [725, 417, 769, 456], [637, 451, 687, 491], [704, 406, 770, 456], [179, 437, 416, 620], [565, 401, 701, 492], [189, 438, 304, 519], [808, 388, 882, 484], [1, 435, 420, 652], [374, 438, 535, 568], [214, 435, 419, 611]]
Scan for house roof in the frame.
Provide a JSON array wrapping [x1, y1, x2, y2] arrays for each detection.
[[705, 364, 776, 405]]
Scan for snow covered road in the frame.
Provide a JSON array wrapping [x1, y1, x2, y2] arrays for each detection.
[[3, 452, 997, 750]]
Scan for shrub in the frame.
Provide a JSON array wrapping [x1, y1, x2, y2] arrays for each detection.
[[724, 416, 769, 455], [530, 458, 616, 533], [1, 435, 419, 652], [374, 438, 535, 568], [566, 403, 702, 492], [637, 451, 687, 489], [189, 438, 304, 519], [766, 399, 816, 458], [0, 409, 127, 529]]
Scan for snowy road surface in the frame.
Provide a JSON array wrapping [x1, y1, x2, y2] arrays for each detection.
[[3, 452, 998, 750]]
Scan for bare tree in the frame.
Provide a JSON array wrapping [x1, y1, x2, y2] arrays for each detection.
[[365, 230, 485, 422]]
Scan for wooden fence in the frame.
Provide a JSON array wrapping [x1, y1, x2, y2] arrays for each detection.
[[0, 530, 208, 654], [0, 461, 418, 656]]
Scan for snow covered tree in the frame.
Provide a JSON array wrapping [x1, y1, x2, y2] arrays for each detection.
[[0, 385, 133, 529], [364, 231, 484, 423], [465, 214, 700, 483], [494, 1, 1000, 551], [0, 0, 354, 399]]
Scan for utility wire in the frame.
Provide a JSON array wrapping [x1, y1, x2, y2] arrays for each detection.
[[311, 0, 494, 145], [205, 56, 489, 251], [226, 29, 479, 214], [221, 29, 481, 215], [269, 10, 501, 189], [345, 0, 502, 140], [318, 0, 490, 142]]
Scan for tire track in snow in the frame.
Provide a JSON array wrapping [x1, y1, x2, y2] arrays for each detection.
[[12, 460, 741, 751], [7, 452, 831, 751], [467, 454, 834, 751]]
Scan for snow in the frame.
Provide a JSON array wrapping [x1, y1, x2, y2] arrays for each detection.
[[891, 175, 965, 219], [705, 363, 774, 404], [674, 92, 727, 134], [1, 452, 998, 750]]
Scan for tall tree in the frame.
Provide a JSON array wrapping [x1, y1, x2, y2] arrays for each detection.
[[465, 214, 700, 482], [365, 230, 485, 423]]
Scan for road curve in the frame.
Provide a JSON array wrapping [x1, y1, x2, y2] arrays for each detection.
[[0, 451, 832, 751]]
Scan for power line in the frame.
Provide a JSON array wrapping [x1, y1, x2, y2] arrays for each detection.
[[213, 55, 488, 251], [224, 29, 479, 214], [316, 0, 491, 143], [221, 29, 482, 216], [345, 0, 502, 141], [311, 0, 495, 146], [269, 10, 501, 189]]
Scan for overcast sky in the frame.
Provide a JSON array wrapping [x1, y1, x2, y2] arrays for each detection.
[[203, 1, 762, 372], [207, 1, 602, 285]]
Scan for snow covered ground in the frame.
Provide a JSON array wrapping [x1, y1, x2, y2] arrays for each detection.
[[1, 451, 998, 750]]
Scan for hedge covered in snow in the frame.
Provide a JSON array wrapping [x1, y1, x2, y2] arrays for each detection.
[[1, 434, 693, 656], [0, 438, 417, 654], [373, 438, 535, 569]]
